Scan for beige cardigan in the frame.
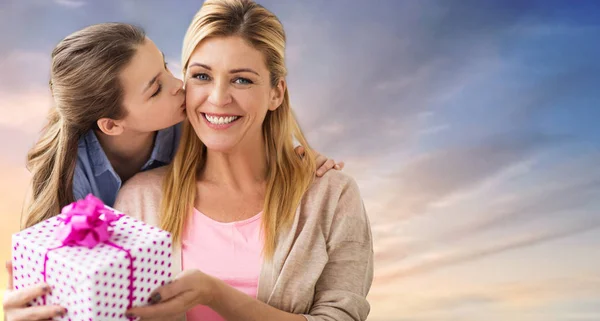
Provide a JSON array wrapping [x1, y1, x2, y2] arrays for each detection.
[[114, 166, 373, 321]]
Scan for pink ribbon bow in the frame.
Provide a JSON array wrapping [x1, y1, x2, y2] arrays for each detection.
[[56, 194, 119, 248]]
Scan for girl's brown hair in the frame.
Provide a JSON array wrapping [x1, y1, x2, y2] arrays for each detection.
[[23, 23, 146, 229]]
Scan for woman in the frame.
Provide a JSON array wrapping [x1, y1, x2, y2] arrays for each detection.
[[3, 23, 341, 321], [116, 1, 373, 320]]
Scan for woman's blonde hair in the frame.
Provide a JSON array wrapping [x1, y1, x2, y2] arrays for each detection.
[[23, 23, 146, 229], [161, 0, 316, 260]]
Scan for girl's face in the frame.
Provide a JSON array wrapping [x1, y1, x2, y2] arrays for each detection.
[[117, 38, 186, 134], [184, 36, 284, 153]]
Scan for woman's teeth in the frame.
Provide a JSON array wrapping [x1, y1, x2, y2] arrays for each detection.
[[205, 114, 239, 125]]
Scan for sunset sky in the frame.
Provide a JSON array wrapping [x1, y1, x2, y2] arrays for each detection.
[[1, 0, 599, 320]]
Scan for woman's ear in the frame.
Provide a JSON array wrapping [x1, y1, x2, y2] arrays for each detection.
[[268, 79, 286, 111]]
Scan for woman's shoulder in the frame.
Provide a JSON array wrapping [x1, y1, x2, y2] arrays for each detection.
[[124, 165, 169, 189], [113, 166, 169, 223], [298, 168, 372, 247], [306, 169, 361, 201], [301, 170, 367, 226]]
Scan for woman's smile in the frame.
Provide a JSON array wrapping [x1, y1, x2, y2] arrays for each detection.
[[202, 112, 242, 130]]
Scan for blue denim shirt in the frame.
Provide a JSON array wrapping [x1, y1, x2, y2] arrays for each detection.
[[73, 123, 182, 207]]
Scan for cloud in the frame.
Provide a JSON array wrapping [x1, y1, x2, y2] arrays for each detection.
[[505, 65, 600, 130], [417, 124, 451, 137], [436, 175, 600, 244], [376, 275, 600, 321], [367, 139, 600, 320], [166, 57, 184, 80], [413, 294, 499, 313], [408, 151, 600, 246], [274, 0, 600, 192], [0, 2, 599, 321], [278, 0, 592, 174], [364, 138, 598, 276], [0, 50, 59, 142], [367, 150, 600, 272], [282, 2, 480, 157], [0, 50, 51, 91], [54, 0, 86, 8], [0, 163, 32, 292], [0, 89, 52, 133], [0, 127, 42, 168], [375, 132, 559, 222], [374, 219, 600, 283]]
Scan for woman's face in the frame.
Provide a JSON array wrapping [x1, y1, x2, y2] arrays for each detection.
[[184, 36, 284, 153], [117, 38, 186, 133]]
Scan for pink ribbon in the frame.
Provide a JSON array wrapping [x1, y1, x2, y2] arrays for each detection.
[[56, 194, 120, 248]]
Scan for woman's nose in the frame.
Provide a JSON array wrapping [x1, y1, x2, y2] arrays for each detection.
[[207, 81, 232, 107]]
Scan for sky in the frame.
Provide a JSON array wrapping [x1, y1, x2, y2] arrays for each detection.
[[0, 0, 599, 320]]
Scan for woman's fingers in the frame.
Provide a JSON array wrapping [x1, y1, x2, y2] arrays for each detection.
[[126, 291, 195, 320]]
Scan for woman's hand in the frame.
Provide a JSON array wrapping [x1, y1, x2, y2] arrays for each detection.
[[125, 269, 303, 321], [3, 261, 66, 321], [294, 146, 344, 177], [125, 269, 215, 320]]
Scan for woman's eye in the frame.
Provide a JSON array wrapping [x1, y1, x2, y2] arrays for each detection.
[[234, 77, 253, 85], [193, 73, 211, 81]]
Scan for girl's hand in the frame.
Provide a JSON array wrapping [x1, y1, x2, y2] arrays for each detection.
[[3, 261, 66, 321], [294, 146, 344, 176]]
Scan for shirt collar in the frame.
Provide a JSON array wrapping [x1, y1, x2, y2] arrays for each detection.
[[147, 125, 177, 167], [83, 125, 178, 176], [83, 130, 115, 177]]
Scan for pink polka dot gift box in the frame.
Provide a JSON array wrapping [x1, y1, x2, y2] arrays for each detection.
[[11, 194, 173, 320]]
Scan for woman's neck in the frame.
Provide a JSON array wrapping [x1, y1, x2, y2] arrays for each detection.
[[95, 129, 156, 182], [200, 136, 268, 191]]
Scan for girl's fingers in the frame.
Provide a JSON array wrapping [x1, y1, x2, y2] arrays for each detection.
[[2, 283, 50, 309]]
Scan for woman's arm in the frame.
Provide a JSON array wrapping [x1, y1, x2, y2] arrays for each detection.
[[302, 177, 374, 321], [125, 177, 373, 321], [125, 270, 305, 321], [210, 277, 305, 321]]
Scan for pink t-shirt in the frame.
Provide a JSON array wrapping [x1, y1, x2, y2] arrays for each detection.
[[181, 208, 263, 321]]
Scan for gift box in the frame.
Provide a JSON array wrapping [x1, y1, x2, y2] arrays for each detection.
[[11, 194, 173, 320]]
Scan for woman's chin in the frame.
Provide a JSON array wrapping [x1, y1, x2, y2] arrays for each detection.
[[201, 139, 237, 153]]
